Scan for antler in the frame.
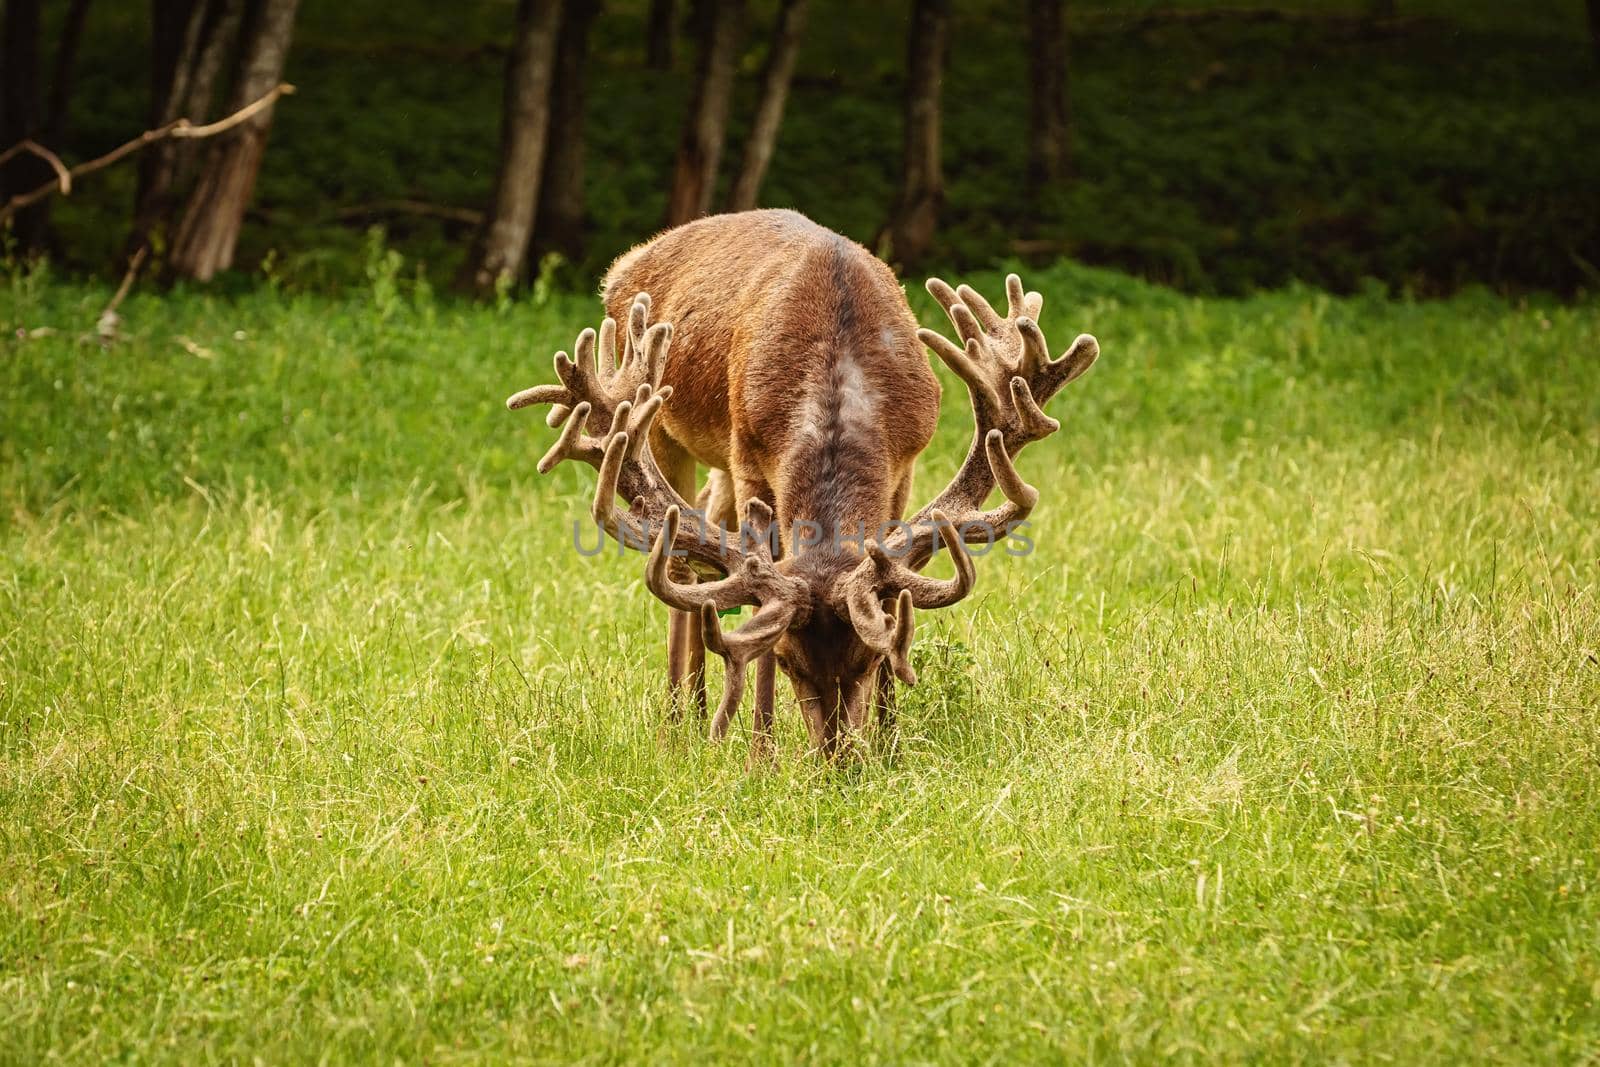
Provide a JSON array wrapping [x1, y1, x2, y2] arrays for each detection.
[[508, 293, 808, 741], [892, 273, 1100, 570], [832, 274, 1098, 670], [837, 512, 973, 684], [644, 501, 809, 740], [505, 294, 737, 577]]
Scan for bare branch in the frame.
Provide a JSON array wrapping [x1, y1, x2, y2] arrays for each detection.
[[0, 140, 70, 192], [0, 82, 295, 225], [170, 81, 294, 138]]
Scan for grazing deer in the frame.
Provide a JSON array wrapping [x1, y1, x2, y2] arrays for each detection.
[[506, 210, 1098, 760]]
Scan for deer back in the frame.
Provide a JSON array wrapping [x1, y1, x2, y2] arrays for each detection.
[[603, 209, 941, 531]]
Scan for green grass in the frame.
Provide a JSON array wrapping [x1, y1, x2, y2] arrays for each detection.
[[40, 0, 1600, 295], [2, 257, 1599, 1062]]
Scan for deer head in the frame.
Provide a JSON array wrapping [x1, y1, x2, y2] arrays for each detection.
[[507, 276, 1098, 756]]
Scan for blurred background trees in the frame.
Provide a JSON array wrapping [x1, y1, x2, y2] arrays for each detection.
[[664, 0, 745, 227], [879, 0, 947, 267], [1027, 0, 1070, 192], [2, 0, 1597, 297], [2, 0, 91, 250], [726, 0, 806, 213], [456, 0, 563, 294], [165, 0, 298, 281]]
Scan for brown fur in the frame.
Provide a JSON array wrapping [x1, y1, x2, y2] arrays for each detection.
[[509, 210, 1102, 758], [602, 210, 942, 753], [604, 209, 940, 509]]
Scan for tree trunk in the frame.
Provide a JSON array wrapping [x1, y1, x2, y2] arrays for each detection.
[[1588, 0, 1599, 69], [146, 0, 205, 122], [167, 0, 299, 281], [45, 0, 94, 144], [725, 0, 807, 213], [881, 0, 948, 267], [182, 0, 246, 122], [664, 0, 744, 226], [646, 0, 674, 70], [532, 0, 600, 270], [456, 0, 564, 295], [1, 0, 49, 248], [1026, 0, 1068, 190], [131, 0, 217, 254]]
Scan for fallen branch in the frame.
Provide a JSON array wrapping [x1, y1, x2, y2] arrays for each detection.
[[0, 82, 295, 225], [97, 246, 150, 347]]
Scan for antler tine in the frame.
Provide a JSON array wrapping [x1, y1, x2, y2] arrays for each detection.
[[598, 316, 618, 374], [590, 430, 648, 547], [1004, 274, 1025, 318], [904, 428, 1042, 564], [537, 400, 591, 475], [847, 588, 917, 686], [917, 327, 1001, 413], [955, 283, 1005, 333], [625, 292, 650, 366], [874, 274, 1096, 575], [506, 299, 744, 579], [641, 321, 672, 389], [1004, 274, 1027, 320], [891, 591, 915, 683], [702, 604, 748, 741], [1009, 375, 1059, 439], [624, 382, 669, 461], [1035, 331, 1100, 408], [507, 383, 566, 411], [701, 597, 797, 741], [1009, 274, 1045, 321], [646, 505, 766, 613], [985, 427, 1040, 514], [949, 302, 989, 348], [575, 319, 598, 378], [874, 511, 976, 609]]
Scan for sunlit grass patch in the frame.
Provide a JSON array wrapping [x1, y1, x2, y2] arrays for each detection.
[[2, 268, 1598, 1061]]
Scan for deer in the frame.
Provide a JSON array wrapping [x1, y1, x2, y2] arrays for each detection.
[[505, 210, 1099, 761]]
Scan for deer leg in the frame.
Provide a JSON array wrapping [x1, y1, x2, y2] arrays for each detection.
[[684, 612, 707, 720], [873, 660, 898, 747], [666, 610, 703, 721], [749, 652, 776, 766], [820, 682, 845, 760], [843, 673, 872, 734], [655, 433, 701, 721], [699, 469, 743, 725], [872, 472, 913, 741], [791, 677, 828, 755]]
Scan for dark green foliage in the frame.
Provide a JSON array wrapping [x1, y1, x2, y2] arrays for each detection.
[[33, 1, 1600, 294]]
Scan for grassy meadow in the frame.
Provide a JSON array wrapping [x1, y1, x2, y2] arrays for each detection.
[[2, 256, 1599, 1061]]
